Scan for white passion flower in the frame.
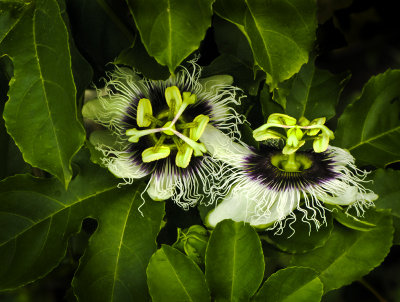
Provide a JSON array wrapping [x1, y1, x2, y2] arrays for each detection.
[[82, 61, 244, 208], [204, 114, 378, 233]]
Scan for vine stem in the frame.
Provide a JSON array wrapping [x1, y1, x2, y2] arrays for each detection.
[[358, 278, 387, 302]]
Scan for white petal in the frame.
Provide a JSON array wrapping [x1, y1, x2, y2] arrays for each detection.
[[82, 96, 128, 125], [200, 125, 253, 169], [199, 75, 234, 94], [89, 130, 125, 151], [146, 168, 178, 201], [105, 153, 150, 179], [206, 183, 298, 228], [319, 184, 378, 206]]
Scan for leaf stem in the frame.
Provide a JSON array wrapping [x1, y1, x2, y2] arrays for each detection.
[[358, 278, 387, 302]]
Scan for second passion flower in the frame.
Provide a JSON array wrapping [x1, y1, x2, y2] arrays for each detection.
[[204, 114, 378, 233], [82, 62, 245, 208]]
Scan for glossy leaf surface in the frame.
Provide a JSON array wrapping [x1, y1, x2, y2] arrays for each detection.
[[291, 210, 393, 293], [253, 267, 323, 302], [127, 0, 214, 73], [1, 0, 85, 187], [205, 220, 264, 301], [336, 69, 400, 167], [147, 245, 210, 302]]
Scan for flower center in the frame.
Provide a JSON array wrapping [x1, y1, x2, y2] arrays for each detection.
[[271, 153, 313, 172], [125, 86, 209, 168]]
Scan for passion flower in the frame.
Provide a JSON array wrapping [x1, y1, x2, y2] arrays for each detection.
[[82, 61, 244, 208], [204, 114, 377, 233]]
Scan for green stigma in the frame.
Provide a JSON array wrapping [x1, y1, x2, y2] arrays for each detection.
[[125, 86, 209, 168]]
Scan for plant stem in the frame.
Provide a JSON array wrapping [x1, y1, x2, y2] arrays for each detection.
[[358, 278, 387, 302]]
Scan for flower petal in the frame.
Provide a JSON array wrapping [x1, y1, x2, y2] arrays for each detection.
[[104, 152, 150, 179], [200, 125, 252, 168], [199, 75, 234, 94], [146, 169, 177, 201], [89, 130, 125, 151], [320, 184, 378, 206], [206, 186, 298, 228], [82, 96, 128, 125]]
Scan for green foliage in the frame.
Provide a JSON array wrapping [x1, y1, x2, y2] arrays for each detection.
[[1, 0, 400, 301], [265, 211, 334, 254], [335, 70, 400, 167], [291, 210, 393, 293], [126, 0, 215, 73], [253, 267, 323, 302], [147, 245, 210, 302], [72, 187, 165, 301], [1, 0, 85, 188], [205, 220, 264, 301]]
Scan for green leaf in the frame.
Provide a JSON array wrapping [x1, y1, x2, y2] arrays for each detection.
[[205, 219, 264, 301], [72, 186, 165, 302], [243, 0, 317, 87], [291, 210, 393, 293], [335, 69, 400, 167], [115, 38, 170, 80], [66, 0, 134, 78], [213, 16, 253, 67], [326, 205, 376, 232], [1, 0, 85, 187], [201, 54, 264, 96], [57, 0, 93, 100], [0, 1, 27, 44], [368, 168, 400, 217], [253, 267, 323, 302], [214, 0, 247, 26], [285, 57, 349, 120], [0, 151, 119, 291], [127, 0, 214, 73], [266, 211, 334, 254], [147, 245, 210, 302]]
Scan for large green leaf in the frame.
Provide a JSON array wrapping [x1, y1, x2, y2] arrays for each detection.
[[335, 69, 400, 167], [0, 1, 27, 44], [285, 57, 349, 120], [72, 186, 165, 302], [1, 0, 85, 187], [291, 210, 393, 293], [369, 169, 400, 217], [266, 211, 333, 254], [253, 267, 323, 302], [126, 0, 214, 73], [66, 0, 134, 79], [115, 38, 170, 81], [0, 151, 119, 291], [205, 219, 264, 301], [147, 245, 210, 302], [243, 0, 317, 87]]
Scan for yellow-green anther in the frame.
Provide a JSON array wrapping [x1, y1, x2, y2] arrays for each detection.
[[298, 116, 310, 126], [136, 98, 153, 127], [267, 113, 297, 126], [142, 145, 171, 162], [176, 144, 194, 168], [308, 117, 326, 136], [162, 121, 176, 135], [165, 86, 182, 113], [253, 129, 284, 141], [313, 134, 330, 153], [193, 142, 207, 156], [183, 92, 197, 104], [189, 115, 209, 141]]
